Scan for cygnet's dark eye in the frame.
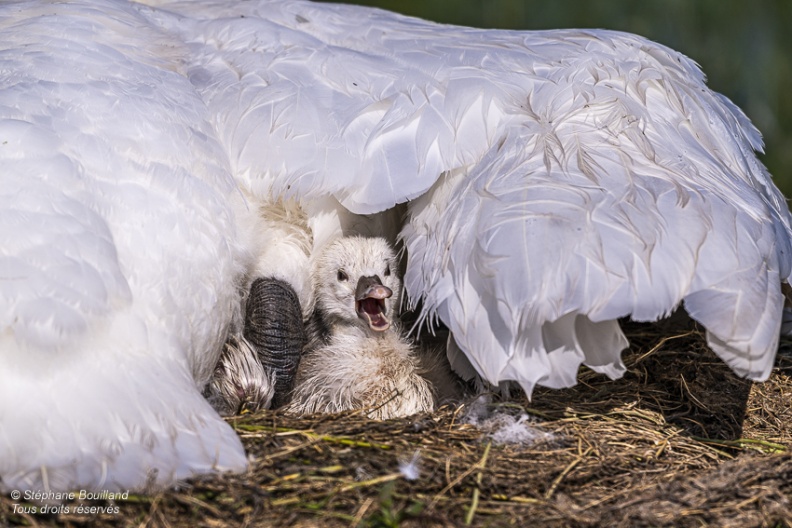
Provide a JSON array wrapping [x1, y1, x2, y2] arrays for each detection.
[[384, 263, 391, 277], [337, 269, 349, 282]]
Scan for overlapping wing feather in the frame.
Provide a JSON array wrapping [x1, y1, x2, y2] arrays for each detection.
[[143, 0, 792, 395]]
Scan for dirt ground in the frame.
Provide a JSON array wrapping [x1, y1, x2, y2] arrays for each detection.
[[4, 318, 792, 527]]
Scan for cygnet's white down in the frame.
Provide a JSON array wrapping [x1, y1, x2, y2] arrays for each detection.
[[287, 237, 450, 419]]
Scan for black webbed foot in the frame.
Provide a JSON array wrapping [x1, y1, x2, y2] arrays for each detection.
[[243, 277, 306, 409]]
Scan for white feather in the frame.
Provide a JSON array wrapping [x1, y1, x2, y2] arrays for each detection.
[[3, 0, 791, 492], [0, 0, 249, 493], [141, 0, 790, 391]]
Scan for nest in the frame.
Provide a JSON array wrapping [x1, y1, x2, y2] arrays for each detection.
[[4, 317, 792, 527]]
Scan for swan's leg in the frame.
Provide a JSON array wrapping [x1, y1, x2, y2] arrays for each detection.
[[243, 277, 306, 409]]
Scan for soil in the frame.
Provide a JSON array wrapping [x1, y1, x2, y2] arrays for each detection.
[[4, 318, 792, 527]]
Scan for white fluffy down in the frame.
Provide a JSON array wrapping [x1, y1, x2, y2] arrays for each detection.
[[288, 237, 437, 419], [462, 398, 553, 446], [288, 329, 435, 419], [205, 337, 276, 416]]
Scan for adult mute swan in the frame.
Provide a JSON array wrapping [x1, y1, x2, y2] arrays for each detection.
[[0, 0, 251, 494], [2, 0, 790, 493]]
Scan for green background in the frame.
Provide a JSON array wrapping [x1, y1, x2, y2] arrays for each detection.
[[332, 0, 792, 200]]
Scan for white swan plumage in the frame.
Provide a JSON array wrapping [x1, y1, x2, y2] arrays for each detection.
[[1, 0, 790, 492], [0, 0, 250, 493]]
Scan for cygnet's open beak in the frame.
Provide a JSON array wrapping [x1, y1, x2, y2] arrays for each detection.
[[355, 275, 392, 332]]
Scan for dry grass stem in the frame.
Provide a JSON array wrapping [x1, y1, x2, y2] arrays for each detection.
[[4, 318, 792, 526]]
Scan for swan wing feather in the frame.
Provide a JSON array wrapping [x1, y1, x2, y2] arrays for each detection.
[[0, 0, 247, 491], [145, 0, 792, 393]]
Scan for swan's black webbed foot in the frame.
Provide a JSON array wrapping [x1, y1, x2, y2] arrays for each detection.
[[207, 278, 306, 415], [243, 277, 306, 409]]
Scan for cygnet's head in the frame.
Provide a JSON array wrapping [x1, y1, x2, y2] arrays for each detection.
[[313, 237, 401, 333]]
